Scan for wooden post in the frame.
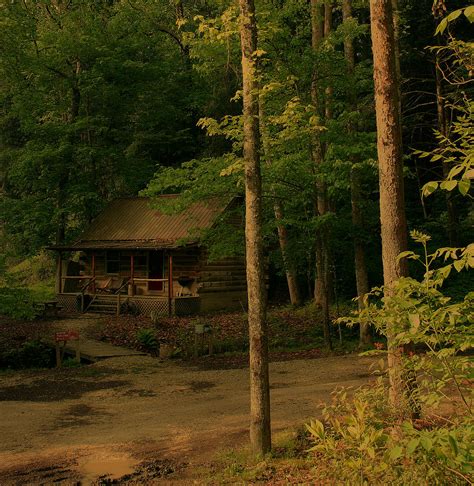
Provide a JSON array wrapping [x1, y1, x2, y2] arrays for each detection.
[[130, 254, 135, 296], [56, 252, 63, 294], [91, 253, 96, 294], [168, 253, 173, 316], [75, 339, 81, 362], [56, 342, 62, 368]]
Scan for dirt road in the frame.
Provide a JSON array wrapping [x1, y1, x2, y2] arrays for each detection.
[[0, 353, 375, 484]]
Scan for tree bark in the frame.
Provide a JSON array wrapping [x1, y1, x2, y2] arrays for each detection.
[[343, 0, 371, 346], [310, 0, 332, 350], [259, 100, 301, 306], [369, 0, 409, 409], [238, 0, 271, 455], [435, 48, 458, 246]]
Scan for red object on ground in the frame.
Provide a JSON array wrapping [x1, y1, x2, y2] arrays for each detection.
[[55, 330, 80, 342]]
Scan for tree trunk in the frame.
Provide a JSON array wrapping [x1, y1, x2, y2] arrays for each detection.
[[369, 0, 409, 410], [259, 100, 301, 306], [351, 168, 371, 345], [310, 0, 332, 350], [343, 0, 371, 346], [435, 49, 458, 246], [238, 0, 271, 455], [274, 201, 302, 306]]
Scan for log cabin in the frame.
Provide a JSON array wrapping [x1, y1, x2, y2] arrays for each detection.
[[49, 196, 247, 316]]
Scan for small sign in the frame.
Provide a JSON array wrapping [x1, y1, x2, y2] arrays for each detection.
[[55, 330, 80, 342]]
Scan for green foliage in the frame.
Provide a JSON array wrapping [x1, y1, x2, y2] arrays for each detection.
[[0, 287, 38, 320], [0, 340, 54, 369], [417, 101, 473, 198], [135, 328, 158, 352], [318, 232, 474, 483], [306, 385, 473, 484]]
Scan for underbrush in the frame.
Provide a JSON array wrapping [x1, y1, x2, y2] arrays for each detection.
[[0, 339, 55, 369], [90, 304, 359, 358], [0, 252, 55, 319]]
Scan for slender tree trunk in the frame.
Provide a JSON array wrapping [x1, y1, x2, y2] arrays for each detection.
[[274, 201, 301, 306], [343, 0, 371, 346], [310, 0, 332, 350], [259, 100, 301, 306], [239, 0, 271, 455], [369, 0, 409, 410], [435, 49, 458, 246]]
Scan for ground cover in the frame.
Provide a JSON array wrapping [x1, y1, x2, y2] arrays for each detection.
[[89, 305, 360, 359]]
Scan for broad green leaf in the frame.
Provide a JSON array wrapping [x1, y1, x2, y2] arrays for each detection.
[[446, 9, 463, 22], [420, 437, 433, 452], [422, 181, 438, 197], [453, 259, 464, 272], [464, 5, 474, 22], [406, 438, 419, 455], [389, 445, 403, 460], [458, 179, 471, 196], [440, 180, 457, 191], [448, 165, 464, 179], [448, 434, 458, 455], [435, 17, 448, 35]]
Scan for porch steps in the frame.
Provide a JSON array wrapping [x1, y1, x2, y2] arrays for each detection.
[[86, 295, 119, 314]]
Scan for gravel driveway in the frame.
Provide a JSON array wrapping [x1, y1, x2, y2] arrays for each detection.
[[0, 353, 375, 483]]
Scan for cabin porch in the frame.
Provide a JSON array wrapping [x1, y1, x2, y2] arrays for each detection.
[[56, 249, 201, 316]]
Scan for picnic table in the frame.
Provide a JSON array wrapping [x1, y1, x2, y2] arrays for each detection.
[[34, 300, 63, 318]]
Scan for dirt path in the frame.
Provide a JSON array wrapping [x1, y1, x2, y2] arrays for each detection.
[[0, 351, 375, 484]]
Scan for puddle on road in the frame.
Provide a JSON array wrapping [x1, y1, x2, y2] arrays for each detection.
[[78, 452, 139, 483]]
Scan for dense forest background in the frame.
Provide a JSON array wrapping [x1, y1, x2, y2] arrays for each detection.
[[0, 0, 472, 302]]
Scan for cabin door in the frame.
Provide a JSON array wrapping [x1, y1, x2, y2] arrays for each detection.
[[148, 251, 164, 291]]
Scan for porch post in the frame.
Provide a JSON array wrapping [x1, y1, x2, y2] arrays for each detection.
[[130, 254, 135, 296], [56, 252, 62, 294], [91, 253, 96, 294], [168, 253, 173, 316]]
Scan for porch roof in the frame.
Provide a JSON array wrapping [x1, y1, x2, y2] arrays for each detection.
[[50, 196, 228, 251]]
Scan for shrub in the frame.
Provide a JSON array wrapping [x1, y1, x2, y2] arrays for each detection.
[[306, 232, 473, 484], [136, 328, 158, 352], [0, 340, 54, 369], [0, 287, 37, 320]]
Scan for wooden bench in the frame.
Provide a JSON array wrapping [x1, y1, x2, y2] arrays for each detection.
[[34, 300, 63, 319]]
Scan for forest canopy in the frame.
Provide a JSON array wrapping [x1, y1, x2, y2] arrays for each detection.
[[0, 0, 472, 302]]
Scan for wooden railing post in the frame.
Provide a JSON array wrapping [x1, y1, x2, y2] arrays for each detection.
[[130, 254, 135, 296], [168, 253, 173, 316]]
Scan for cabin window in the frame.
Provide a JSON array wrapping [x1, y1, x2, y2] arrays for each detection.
[[134, 255, 147, 276], [106, 251, 120, 274]]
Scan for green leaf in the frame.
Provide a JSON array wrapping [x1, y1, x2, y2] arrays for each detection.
[[389, 445, 403, 460], [422, 181, 438, 197], [446, 9, 463, 22], [440, 180, 457, 191], [420, 437, 433, 452], [435, 17, 448, 35], [453, 259, 465, 272], [406, 438, 419, 455], [458, 179, 471, 196], [397, 251, 416, 261], [465, 169, 474, 179], [448, 434, 458, 455], [464, 5, 474, 22], [448, 165, 464, 179]]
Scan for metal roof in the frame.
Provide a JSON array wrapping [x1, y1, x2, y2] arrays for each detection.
[[51, 196, 228, 251]]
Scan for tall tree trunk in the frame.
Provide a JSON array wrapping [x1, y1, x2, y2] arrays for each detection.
[[273, 202, 301, 305], [310, 0, 332, 350], [343, 0, 371, 346], [435, 46, 458, 246], [259, 100, 301, 306], [369, 0, 409, 410], [239, 0, 271, 455]]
